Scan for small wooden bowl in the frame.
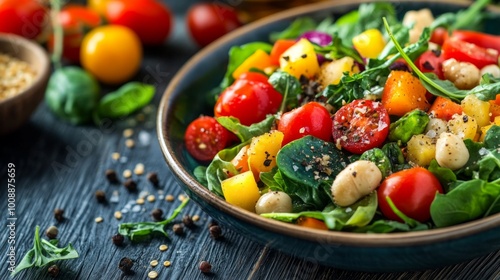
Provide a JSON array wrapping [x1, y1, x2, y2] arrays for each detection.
[[0, 33, 50, 135]]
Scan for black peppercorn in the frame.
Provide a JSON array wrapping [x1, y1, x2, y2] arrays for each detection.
[[119, 257, 134, 273], [95, 190, 106, 203], [173, 223, 184, 235], [182, 215, 195, 228], [199, 261, 212, 273], [112, 233, 124, 246], [123, 179, 137, 192], [209, 225, 222, 240], [46, 226, 58, 239], [54, 208, 64, 222], [48, 264, 59, 277], [207, 220, 218, 229], [147, 172, 159, 185], [151, 208, 163, 221], [105, 169, 119, 183]]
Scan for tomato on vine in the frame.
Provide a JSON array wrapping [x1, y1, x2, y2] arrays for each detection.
[[0, 0, 47, 39]]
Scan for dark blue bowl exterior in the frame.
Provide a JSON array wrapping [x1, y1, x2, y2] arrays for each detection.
[[160, 0, 500, 272]]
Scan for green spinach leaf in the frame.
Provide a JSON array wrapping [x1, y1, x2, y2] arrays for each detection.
[[95, 82, 155, 120], [268, 71, 302, 112], [217, 115, 275, 143]]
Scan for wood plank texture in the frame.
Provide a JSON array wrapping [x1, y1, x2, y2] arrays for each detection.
[[1, 3, 499, 279]]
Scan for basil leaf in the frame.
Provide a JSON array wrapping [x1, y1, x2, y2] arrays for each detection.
[[95, 82, 155, 119], [217, 115, 275, 143]]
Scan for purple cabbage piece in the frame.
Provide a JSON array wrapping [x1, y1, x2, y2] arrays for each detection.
[[298, 31, 333, 46]]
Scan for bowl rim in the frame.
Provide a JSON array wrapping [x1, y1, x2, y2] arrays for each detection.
[[158, 0, 500, 247], [0, 33, 51, 105]]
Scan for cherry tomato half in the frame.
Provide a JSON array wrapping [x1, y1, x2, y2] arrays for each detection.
[[103, 0, 172, 45], [48, 5, 102, 63], [278, 102, 332, 146], [377, 167, 443, 223], [0, 0, 47, 39], [442, 37, 499, 69], [415, 50, 445, 80], [187, 3, 242, 47], [214, 72, 283, 126], [184, 116, 233, 162], [332, 99, 390, 154]]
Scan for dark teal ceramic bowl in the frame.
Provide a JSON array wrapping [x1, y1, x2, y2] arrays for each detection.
[[158, 0, 500, 272]]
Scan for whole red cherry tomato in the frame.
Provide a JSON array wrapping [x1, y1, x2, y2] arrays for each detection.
[[415, 50, 445, 80], [184, 116, 233, 162], [377, 167, 443, 223], [442, 37, 498, 69], [0, 0, 47, 39], [48, 5, 102, 63], [214, 72, 283, 126], [187, 3, 242, 47], [332, 99, 390, 154], [278, 102, 332, 146], [103, 0, 172, 45]]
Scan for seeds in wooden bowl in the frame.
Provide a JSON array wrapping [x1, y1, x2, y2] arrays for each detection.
[[0, 53, 36, 100]]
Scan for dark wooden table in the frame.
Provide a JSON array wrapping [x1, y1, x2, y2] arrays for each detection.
[[1, 1, 500, 279]]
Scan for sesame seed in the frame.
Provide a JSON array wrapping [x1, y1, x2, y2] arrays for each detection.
[[165, 195, 174, 202], [192, 215, 200, 222], [159, 244, 168, 251], [125, 139, 135, 148], [150, 260, 158, 267], [147, 271, 158, 279], [114, 211, 122, 220], [123, 128, 134, 138], [147, 195, 156, 202], [123, 169, 132, 178], [95, 217, 103, 223], [163, 261, 171, 267]]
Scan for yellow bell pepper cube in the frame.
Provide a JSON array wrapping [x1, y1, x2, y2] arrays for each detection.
[[479, 116, 500, 142], [221, 171, 261, 212], [279, 38, 320, 79], [232, 49, 272, 79], [352, 29, 386, 59], [247, 130, 284, 180]]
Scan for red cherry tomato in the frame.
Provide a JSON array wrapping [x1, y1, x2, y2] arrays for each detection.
[[278, 102, 332, 146], [214, 72, 283, 126], [0, 0, 47, 39], [104, 0, 172, 45], [430, 27, 448, 46], [187, 3, 242, 47], [48, 5, 102, 63], [377, 167, 443, 223], [332, 99, 390, 154], [415, 50, 445, 80], [442, 37, 499, 69], [184, 116, 232, 162]]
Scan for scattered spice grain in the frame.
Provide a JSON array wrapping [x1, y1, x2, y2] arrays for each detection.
[[45, 226, 58, 239], [163, 261, 171, 267], [165, 195, 174, 202], [150, 260, 159, 267], [136, 197, 145, 205], [192, 215, 200, 222], [105, 169, 119, 183], [54, 208, 64, 222], [146, 194, 156, 202], [182, 215, 195, 228], [173, 223, 184, 235], [159, 244, 168, 251], [114, 211, 123, 220], [123, 169, 132, 179], [119, 257, 134, 273], [123, 128, 134, 138], [112, 233, 124, 246], [178, 194, 186, 202], [125, 139, 135, 148], [199, 261, 212, 273], [47, 264, 60, 278], [151, 208, 163, 221], [95, 190, 106, 203], [134, 163, 145, 175], [95, 217, 104, 223], [147, 172, 159, 185], [123, 179, 137, 192], [209, 225, 222, 240], [111, 152, 120, 161], [147, 271, 158, 279]]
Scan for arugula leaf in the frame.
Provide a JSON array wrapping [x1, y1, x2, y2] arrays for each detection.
[[220, 42, 273, 88], [217, 115, 275, 143], [118, 198, 190, 242], [12, 226, 79, 277]]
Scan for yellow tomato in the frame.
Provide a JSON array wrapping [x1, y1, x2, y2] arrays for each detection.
[[80, 25, 142, 84], [87, 0, 110, 15]]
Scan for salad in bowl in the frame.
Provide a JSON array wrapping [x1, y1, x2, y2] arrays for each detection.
[[159, 0, 500, 271]]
